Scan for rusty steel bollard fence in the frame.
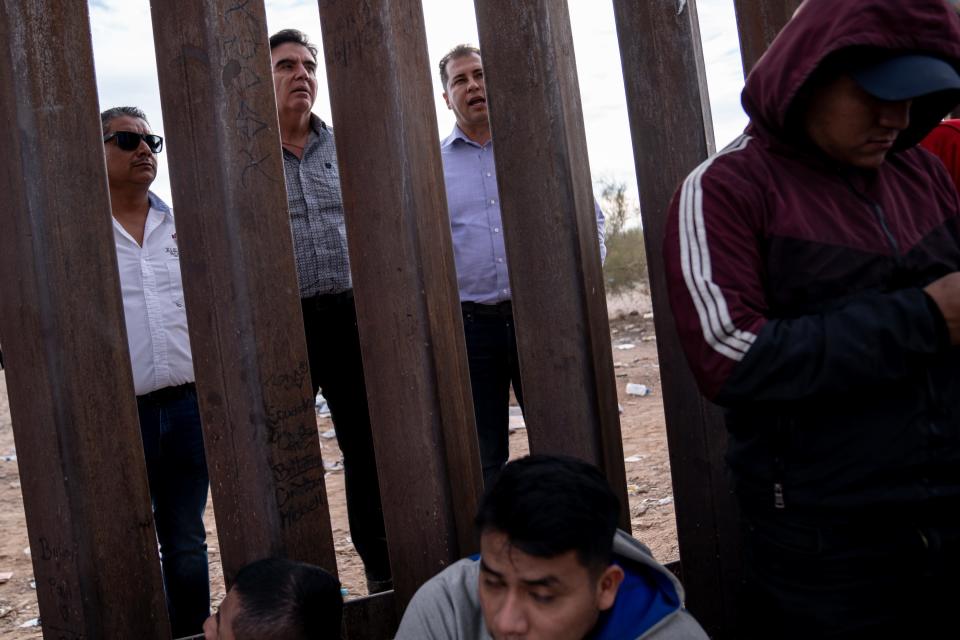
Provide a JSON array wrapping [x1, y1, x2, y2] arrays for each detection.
[[0, 0, 798, 637]]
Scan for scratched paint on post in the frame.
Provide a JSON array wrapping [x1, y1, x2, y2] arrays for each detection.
[[221, 2, 279, 187], [265, 359, 310, 391], [325, 4, 386, 69], [34, 536, 81, 630], [263, 361, 327, 528], [272, 452, 326, 527], [271, 448, 326, 528], [263, 361, 315, 449]]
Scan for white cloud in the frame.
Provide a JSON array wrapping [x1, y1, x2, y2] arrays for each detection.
[[698, 0, 749, 149], [90, 0, 747, 208]]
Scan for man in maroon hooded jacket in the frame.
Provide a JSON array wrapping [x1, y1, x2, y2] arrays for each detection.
[[664, 0, 960, 637]]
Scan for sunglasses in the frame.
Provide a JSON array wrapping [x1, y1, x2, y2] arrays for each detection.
[[103, 131, 164, 153]]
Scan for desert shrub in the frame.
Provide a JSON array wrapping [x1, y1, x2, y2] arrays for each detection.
[[604, 227, 647, 294], [599, 180, 648, 294]]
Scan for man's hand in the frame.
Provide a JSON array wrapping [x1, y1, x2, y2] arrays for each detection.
[[924, 272, 960, 345]]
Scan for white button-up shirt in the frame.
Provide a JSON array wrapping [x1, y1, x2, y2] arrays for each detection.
[[113, 192, 194, 396]]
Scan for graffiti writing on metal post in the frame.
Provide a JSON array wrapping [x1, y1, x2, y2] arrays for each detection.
[[222, 3, 277, 187]]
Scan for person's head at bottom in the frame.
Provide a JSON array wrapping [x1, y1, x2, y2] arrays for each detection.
[[203, 557, 343, 640], [476, 455, 624, 640]]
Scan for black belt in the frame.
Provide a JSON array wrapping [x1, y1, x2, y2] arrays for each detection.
[[137, 382, 196, 403], [303, 289, 354, 311], [461, 300, 513, 318]]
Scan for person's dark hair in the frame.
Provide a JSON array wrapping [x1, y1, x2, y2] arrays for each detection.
[[269, 29, 319, 63], [100, 106, 149, 133], [231, 557, 343, 640], [475, 455, 620, 574], [439, 43, 481, 88]]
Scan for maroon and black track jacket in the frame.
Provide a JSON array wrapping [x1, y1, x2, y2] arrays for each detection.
[[664, 0, 960, 513]]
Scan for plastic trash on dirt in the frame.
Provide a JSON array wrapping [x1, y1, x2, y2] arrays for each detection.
[[508, 405, 525, 431], [626, 383, 651, 397], [315, 393, 330, 417]]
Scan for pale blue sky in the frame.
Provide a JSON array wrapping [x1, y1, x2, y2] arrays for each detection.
[[90, 0, 747, 210]]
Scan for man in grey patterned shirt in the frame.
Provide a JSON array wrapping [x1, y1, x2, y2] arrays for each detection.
[[270, 29, 391, 593]]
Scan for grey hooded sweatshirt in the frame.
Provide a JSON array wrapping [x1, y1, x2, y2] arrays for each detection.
[[395, 531, 708, 640]]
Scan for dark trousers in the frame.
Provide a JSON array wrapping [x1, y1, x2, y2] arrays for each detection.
[[461, 301, 525, 488], [739, 506, 960, 639], [136, 383, 210, 637], [302, 291, 391, 582]]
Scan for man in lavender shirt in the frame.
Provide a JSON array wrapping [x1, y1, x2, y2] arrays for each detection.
[[438, 45, 605, 487]]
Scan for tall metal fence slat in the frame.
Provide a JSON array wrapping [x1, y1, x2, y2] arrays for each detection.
[[0, 1, 170, 636], [472, 0, 630, 529], [734, 0, 803, 76], [150, 0, 338, 583], [611, 0, 744, 636], [0, 1, 802, 635], [317, 0, 484, 614]]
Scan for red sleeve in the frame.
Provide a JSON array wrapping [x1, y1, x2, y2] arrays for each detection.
[[662, 136, 769, 400], [920, 120, 960, 192], [665, 140, 953, 407]]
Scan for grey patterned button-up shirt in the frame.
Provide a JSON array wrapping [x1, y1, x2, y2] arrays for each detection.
[[283, 114, 352, 298]]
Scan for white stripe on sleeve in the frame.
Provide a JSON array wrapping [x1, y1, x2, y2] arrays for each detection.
[[678, 135, 758, 362]]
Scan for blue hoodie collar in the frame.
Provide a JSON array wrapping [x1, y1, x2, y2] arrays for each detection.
[[590, 559, 680, 639]]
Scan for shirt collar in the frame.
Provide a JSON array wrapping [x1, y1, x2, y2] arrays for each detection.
[[441, 124, 488, 149], [147, 191, 172, 215], [288, 113, 330, 158], [280, 114, 329, 161], [309, 113, 329, 135]]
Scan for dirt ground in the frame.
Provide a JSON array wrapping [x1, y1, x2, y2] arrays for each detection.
[[0, 289, 677, 638]]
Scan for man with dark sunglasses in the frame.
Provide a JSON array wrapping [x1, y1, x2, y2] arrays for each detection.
[[103, 129, 164, 153], [102, 106, 210, 636]]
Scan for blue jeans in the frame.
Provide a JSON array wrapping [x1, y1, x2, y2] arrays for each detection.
[[137, 383, 210, 637], [461, 301, 525, 488]]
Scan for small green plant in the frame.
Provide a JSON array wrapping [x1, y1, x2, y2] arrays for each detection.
[[599, 179, 647, 294]]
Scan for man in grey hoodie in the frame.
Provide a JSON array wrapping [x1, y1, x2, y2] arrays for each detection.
[[396, 455, 707, 640]]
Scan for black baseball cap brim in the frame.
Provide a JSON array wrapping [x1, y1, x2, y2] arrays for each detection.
[[852, 54, 960, 101]]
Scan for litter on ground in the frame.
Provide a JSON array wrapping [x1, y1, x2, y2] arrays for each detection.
[[626, 383, 651, 397]]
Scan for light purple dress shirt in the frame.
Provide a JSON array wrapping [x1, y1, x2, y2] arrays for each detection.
[[440, 125, 606, 304]]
